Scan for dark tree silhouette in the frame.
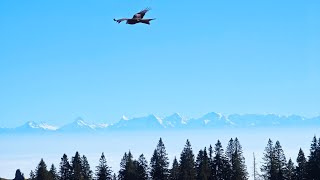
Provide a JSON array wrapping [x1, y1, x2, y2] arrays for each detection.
[[13, 169, 25, 180], [150, 138, 170, 180], [81, 155, 93, 180], [72, 151, 83, 180], [36, 159, 49, 180], [296, 148, 307, 180], [48, 164, 59, 180], [179, 139, 196, 180], [96, 152, 112, 180], [170, 157, 179, 180], [59, 154, 72, 180]]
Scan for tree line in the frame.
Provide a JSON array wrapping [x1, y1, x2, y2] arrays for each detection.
[[9, 135, 320, 180]]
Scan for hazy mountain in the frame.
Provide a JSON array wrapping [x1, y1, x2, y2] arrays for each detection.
[[1, 113, 319, 134]]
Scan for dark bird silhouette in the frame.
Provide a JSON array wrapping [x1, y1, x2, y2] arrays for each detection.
[[114, 8, 155, 25]]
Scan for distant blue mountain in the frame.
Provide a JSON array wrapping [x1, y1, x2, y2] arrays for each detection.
[[0, 113, 319, 134]]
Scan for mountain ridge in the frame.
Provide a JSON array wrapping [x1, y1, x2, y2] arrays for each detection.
[[1, 113, 319, 133]]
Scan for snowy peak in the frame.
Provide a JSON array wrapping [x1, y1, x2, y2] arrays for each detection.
[[163, 113, 185, 128], [111, 114, 163, 130], [59, 118, 96, 132], [1, 113, 320, 134]]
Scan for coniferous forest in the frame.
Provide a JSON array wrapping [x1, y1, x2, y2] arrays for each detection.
[[4, 136, 320, 180]]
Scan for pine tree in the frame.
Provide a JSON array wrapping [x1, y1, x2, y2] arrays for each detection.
[[307, 136, 320, 180], [72, 151, 83, 180], [30, 170, 36, 180], [48, 164, 59, 180], [261, 139, 277, 180], [274, 140, 287, 180], [170, 157, 179, 180], [296, 148, 307, 180], [285, 158, 295, 180], [226, 138, 248, 180], [96, 152, 112, 180], [118, 151, 133, 180], [137, 154, 149, 180], [196, 147, 211, 180], [208, 145, 214, 180], [150, 138, 170, 180], [36, 159, 49, 180], [212, 140, 231, 180], [13, 169, 25, 180], [179, 139, 196, 180], [59, 154, 72, 180], [81, 155, 93, 180]]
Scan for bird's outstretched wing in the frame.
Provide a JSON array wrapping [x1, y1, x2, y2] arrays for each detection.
[[113, 18, 129, 23], [133, 8, 151, 19]]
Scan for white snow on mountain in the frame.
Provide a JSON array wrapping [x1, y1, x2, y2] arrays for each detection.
[[1, 113, 320, 134]]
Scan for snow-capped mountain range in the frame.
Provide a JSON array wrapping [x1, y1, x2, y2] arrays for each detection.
[[1, 112, 319, 133]]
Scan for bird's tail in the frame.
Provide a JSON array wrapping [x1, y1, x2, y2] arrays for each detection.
[[140, 18, 156, 25]]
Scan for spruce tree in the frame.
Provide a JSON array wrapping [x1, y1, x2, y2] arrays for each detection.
[[212, 140, 231, 180], [196, 147, 211, 180], [72, 151, 83, 180], [137, 154, 149, 180], [208, 145, 214, 180], [179, 139, 196, 180], [30, 170, 36, 180], [274, 141, 287, 180], [118, 151, 133, 180], [170, 157, 179, 180], [307, 136, 320, 180], [226, 138, 248, 180], [81, 155, 93, 180], [296, 148, 307, 180], [13, 169, 25, 180], [36, 159, 49, 180], [96, 152, 112, 180], [285, 158, 295, 180], [48, 164, 59, 180], [261, 139, 277, 180], [59, 154, 72, 180], [150, 138, 170, 180]]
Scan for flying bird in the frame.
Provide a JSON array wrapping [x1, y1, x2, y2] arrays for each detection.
[[114, 8, 156, 25]]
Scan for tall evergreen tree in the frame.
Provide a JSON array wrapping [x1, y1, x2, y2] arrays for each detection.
[[170, 157, 179, 180], [179, 139, 196, 180], [30, 170, 36, 180], [274, 141, 287, 180], [307, 136, 320, 179], [59, 154, 72, 180], [296, 148, 307, 180], [72, 151, 83, 180], [226, 138, 248, 180], [96, 152, 112, 180], [285, 158, 295, 180], [48, 164, 59, 180], [81, 155, 93, 180], [196, 147, 211, 180], [208, 145, 214, 180], [118, 151, 134, 180], [261, 139, 277, 180], [36, 159, 49, 180], [212, 140, 231, 180], [137, 154, 149, 180], [150, 138, 170, 180], [13, 169, 25, 180]]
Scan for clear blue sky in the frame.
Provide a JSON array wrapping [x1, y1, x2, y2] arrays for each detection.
[[0, 0, 319, 127]]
